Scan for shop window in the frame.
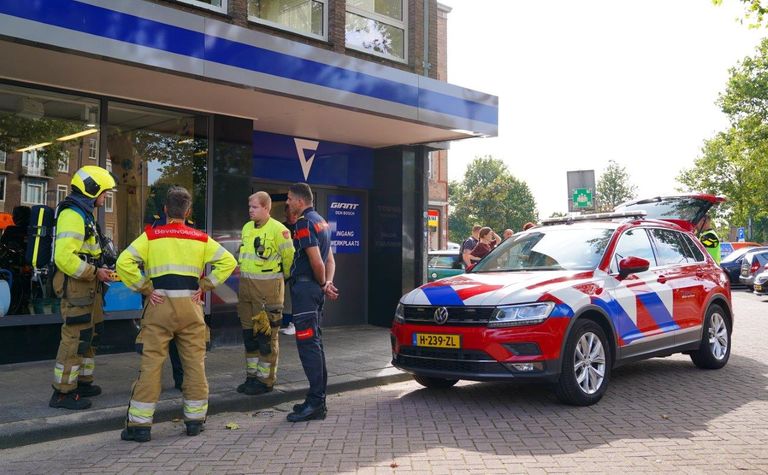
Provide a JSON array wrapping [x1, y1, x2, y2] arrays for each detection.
[[176, 0, 227, 13], [248, 0, 326, 39], [22, 178, 47, 205], [56, 184, 68, 204], [105, 191, 114, 213], [106, 102, 208, 254], [0, 83, 100, 316], [345, 0, 406, 61], [57, 151, 69, 173]]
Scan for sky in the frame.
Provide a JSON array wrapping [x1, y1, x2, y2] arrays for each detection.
[[439, 0, 765, 218]]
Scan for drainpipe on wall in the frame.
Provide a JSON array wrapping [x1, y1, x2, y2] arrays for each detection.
[[423, 0, 431, 76]]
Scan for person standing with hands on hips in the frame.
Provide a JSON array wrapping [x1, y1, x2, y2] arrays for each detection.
[[117, 186, 235, 442], [285, 183, 338, 422], [50, 166, 116, 410], [236, 192, 295, 396]]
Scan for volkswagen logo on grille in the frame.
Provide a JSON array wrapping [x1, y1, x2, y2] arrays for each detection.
[[433, 307, 449, 325]]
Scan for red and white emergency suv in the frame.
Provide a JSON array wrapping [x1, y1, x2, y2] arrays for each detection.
[[391, 199, 732, 406]]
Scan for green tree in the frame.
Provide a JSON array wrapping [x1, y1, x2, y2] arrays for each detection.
[[448, 156, 538, 242], [595, 160, 637, 212], [713, 0, 768, 27], [678, 38, 768, 241]]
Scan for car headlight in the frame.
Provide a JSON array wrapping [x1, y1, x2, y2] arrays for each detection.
[[394, 303, 405, 323], [488, 302, 555, 328]]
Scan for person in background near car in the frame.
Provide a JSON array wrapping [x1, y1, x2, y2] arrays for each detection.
[[697, 214, 721, 264], [461, 225, 481, 267], [502, 229, 514, 241], [523, 222, 536, 231], [280, 203, 298, 336], [470, 227, 500, 262]]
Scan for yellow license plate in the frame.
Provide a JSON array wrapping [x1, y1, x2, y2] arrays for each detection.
[[756, 284, 763, 292], [413, 333, 461, 349]]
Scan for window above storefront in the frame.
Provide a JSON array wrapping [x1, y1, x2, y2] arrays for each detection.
[[248, 0, 327, 40], [345, 0, 407, 62], [175, 0, 228, 14]]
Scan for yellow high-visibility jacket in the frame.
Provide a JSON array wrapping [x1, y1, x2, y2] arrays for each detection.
[[239, 218, 294, 280], [54, 208, 101, 280], [116, 223, 236, 296]]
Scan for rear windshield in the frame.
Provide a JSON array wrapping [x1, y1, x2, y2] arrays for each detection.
[[472, 226, 614, 272], [616, 197, 708, 222]]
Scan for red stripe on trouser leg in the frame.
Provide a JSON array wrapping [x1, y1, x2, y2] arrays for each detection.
[[296, 328, 314, 340]]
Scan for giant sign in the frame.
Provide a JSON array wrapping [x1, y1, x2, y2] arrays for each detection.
[[328, 195, 362, 254]]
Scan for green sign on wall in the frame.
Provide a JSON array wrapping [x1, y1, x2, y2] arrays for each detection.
[[572, 188, 593, 209]]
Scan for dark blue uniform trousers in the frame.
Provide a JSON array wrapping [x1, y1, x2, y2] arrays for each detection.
[[290, 281, 327, 406]]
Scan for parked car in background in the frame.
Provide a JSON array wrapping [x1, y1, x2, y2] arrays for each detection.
[[720, 246, 768, 286], [739, 249, 768, 290], [446, 241, 461, 250], [427, 250, 464, 282], [393, 211, 733, 406], [721, 241, 761, 259], [752, 267, 768, 295]]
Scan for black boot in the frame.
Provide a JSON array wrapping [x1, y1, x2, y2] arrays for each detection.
[[121, 426, 151, 443], [243, 380, 273, 396], [287, 402, 327, 422], [236, 378, 258, 393], [49, 390, 91, 410], [185, 421, 204, 436], [74, 382, 102, 398]]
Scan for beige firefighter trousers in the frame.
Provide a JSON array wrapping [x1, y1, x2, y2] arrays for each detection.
[[127, 296, 208, 428], [52, 271, 104, 393], [237, 276, 284, 387]]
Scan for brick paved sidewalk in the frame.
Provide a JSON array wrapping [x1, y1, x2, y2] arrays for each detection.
[[3, 292, 768, 474]]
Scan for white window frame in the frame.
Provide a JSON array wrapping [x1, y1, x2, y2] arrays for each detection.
[[0, 150, 6, 164], [248, 0, 328, 41], [0, 175, 6, 202], [175, 0, 228, 14], [57, 184, 68, 204], [105, 191, 114, 213], [88, 138, 97, 160], [346, 0, 408, 62], [21, 178, 47, 206], [58, 151, 69, 173]]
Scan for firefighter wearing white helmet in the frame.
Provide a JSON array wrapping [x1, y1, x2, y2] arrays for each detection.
[[49, 165, 117, 410]]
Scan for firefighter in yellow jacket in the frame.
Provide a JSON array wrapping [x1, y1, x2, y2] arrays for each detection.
[[50, 166, 116, 410], [117, 186, 235, 442], [236, 191, 295, 396]]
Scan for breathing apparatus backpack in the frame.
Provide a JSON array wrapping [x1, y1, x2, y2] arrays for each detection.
[[25, 205, 55, 270]]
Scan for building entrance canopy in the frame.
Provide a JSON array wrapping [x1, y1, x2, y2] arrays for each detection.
[[0, 0, 497, 148]]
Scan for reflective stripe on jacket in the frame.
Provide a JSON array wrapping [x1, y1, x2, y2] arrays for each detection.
[[116, 223, 236, 295], [239, 218, 295, 279], [54, 208, 100, 280]]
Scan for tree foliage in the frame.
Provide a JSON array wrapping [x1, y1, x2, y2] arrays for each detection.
[[448, 156, 538, 243], [595, 160, 637, 212], [713, 0, 768, 28], [678, 38, 768, 241]]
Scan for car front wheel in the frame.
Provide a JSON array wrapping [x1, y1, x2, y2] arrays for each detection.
[[555, 319, 611, 406], [690, 304, 731, 369], [413, 375, 458, 389]]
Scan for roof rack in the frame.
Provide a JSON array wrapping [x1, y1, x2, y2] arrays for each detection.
[[541, 210, 647, 226]]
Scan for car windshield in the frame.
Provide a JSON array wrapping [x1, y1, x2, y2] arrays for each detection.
[[471, 226, 615, 272]]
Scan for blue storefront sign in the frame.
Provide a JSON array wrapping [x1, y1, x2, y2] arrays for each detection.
[[328, 195, 362, 254], [253, 131, 373, 189]]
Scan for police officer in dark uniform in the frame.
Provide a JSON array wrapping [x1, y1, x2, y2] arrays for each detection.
[[285, 183, 338, 422]]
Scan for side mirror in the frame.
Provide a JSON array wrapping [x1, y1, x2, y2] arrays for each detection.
[[618, 256, 650, 279]]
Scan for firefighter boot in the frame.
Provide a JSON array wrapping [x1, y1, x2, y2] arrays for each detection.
[[185, 421, 204, 436], [74, 382, 102, 398], [49, 390, 92, 410], [121, 426, 151, 443], [243, 379, 273, 396], [236, 377, 259, 393]]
